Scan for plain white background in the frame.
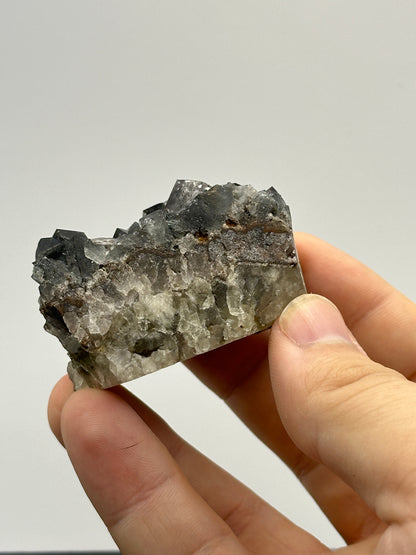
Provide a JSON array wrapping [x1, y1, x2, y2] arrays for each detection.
[[1, 1, 415, 550]]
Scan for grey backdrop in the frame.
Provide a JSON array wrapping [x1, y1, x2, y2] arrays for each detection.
[[1, 0, 415, 550]]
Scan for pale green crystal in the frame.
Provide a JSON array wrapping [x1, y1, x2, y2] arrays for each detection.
[[33, 180, 306, 389]]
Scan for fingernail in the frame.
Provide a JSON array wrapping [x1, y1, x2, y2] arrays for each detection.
[[279, 294, 356, 347]]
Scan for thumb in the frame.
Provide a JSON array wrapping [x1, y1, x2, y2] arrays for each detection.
[[269, 294, 416, 525]]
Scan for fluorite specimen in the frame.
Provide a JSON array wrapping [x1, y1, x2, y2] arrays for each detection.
[[33, 180, 306, 389]]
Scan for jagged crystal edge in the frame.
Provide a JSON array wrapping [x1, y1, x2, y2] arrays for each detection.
[[33, 180, 306, 389]]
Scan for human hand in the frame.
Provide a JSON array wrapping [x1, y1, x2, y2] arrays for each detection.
[[48, 233, 416, 553]]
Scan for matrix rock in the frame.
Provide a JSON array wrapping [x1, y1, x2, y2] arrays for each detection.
[[33, 180, 306, 389]]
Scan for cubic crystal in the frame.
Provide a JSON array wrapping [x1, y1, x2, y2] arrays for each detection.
[[33, 180, 306, 389]]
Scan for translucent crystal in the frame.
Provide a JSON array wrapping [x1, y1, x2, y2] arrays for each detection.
[[33, 180, 306, 389]]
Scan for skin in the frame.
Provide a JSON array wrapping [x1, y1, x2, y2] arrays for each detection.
[[48, 233, 416, 553]]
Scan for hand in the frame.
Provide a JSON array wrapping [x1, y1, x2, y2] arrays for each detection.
[[48, 233, 416, 553]]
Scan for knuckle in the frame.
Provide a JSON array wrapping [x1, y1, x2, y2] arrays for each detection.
[[291, 452, 319, 481], [190, 532, 242, 554], [222, 494, 264, 538]]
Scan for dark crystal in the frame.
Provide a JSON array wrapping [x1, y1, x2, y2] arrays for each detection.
[[33, 180, 306, 389]]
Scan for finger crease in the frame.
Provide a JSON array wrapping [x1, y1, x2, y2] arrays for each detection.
[[190, 529, 243, 554], [106, 467, 178, 530], [291, 453, 319, 483], [222, 495, 264, 539], [347, 288, 393, 335]]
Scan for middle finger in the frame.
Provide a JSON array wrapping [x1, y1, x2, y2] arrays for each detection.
[[186, 342, 384, 544]]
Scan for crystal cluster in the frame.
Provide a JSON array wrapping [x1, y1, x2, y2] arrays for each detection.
[[33, 180, 306, 389]]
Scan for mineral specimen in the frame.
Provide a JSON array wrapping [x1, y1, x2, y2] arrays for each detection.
[[33, 180, 306, 389]]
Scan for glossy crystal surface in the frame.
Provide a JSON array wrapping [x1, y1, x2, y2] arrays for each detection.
[[33, 180, 306, 389]]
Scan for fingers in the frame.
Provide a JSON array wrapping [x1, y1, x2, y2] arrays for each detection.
[[48, 375, 72, 445], [295, 233, 416, 377], [188, 341, 368, 540], [49, 378, 328, 554], [187, 234, 416, 541], [187, 233, 416, 458], [59, 387, 246, 554], [269, 294, 416, 525], [50, 235, 416, 548]]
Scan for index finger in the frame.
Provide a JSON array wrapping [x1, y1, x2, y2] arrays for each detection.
[[295, 233, 416, 378]]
